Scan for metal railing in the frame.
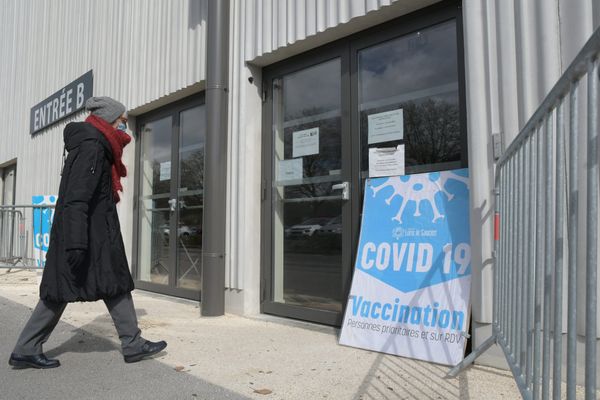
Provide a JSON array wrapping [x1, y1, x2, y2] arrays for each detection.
[[0, 205, 55, 270], [448, 28, 600, 399]]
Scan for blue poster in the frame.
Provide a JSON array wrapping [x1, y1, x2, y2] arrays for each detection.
[[339, 169, 471, 366], [32, 195, 57, 267]]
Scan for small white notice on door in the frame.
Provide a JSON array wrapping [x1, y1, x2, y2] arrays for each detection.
[[278, 158, 303, 181], [159, 161, 171, 181], [368, 145, 405, 177], [368, 109, 404, 144], [292, 127, 319, 158]]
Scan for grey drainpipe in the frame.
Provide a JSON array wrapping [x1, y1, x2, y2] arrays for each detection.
[[201, 0, 229, 316]]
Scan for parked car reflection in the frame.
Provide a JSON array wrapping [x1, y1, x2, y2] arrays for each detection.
[[315, 215, 342, 237], [160, 223, 201, 238], [284, 217, 332, 239]]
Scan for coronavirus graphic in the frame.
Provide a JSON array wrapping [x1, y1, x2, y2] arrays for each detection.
[[371, 171, 469, 224]]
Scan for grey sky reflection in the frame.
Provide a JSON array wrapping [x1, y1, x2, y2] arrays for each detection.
[[283, 58, 341, 121], [359, 20, 458, 104]]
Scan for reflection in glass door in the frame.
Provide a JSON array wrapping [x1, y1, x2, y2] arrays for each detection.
[[136, 97, 205, 299], [176, 106, 205, 290], [358, 20, 464, 177], [138, 117, 173, 286], [266, 56, 350, 322]]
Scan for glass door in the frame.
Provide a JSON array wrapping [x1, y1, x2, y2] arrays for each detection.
[[137, 116, 173, 286], [263, 48, 352, 325], [135, 96, 205, 300], [175, 106, 205, 290], [261, 3, 465, 326]]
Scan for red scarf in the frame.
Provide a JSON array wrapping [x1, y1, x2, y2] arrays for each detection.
[[85, 114, 131, 203]]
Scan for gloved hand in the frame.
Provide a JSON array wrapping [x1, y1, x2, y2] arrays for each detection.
[[67, 249, 87, 270]]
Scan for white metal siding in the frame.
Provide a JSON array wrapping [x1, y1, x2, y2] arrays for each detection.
[[0, 0, 206, 206], [241, 0, 440, 63], [463, 0, 600, 332]]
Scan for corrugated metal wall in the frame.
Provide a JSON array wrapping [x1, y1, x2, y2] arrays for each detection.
[[241, 0, 399, 60], [241, 0, 440, 63], [0, 0, 206, 206], [463, 0, 600, 332]]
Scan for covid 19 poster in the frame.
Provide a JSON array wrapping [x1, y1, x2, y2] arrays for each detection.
[[32, 195, 56, 268], [339, 169, 471, 366]]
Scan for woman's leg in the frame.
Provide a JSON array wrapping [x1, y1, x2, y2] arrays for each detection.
[[103, 292, 145, 356], [12, 299, 67, 356]]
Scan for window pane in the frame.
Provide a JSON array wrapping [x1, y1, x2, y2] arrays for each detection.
[[359, 20, 462, 175], [272, 58, 344, 312], [177, 105, 205, 290], [138, 116, 172, 285]]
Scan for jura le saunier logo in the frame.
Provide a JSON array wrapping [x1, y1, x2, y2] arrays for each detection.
[[358, 170, 471, 293]]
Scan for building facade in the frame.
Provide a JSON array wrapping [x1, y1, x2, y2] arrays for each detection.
[[1, 0, 599, 371]]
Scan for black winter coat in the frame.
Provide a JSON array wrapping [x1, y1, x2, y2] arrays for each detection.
[[40, 122, 134, 303]]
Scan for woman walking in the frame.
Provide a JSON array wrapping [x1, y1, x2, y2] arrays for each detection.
[[9, 96, 167, 369]]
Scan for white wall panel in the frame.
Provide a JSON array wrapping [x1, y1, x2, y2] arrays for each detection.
[[243, 0, 439, 63], [0, 0, 207, 267], [463, 0, 600, 332], [0, 0, 207, 206]]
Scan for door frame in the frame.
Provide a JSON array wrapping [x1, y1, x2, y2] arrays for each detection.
[[260, 1, 466, 326], [261, 41, 352, 326], [132, 93, 205, 301], [1, 163, 17, 205]]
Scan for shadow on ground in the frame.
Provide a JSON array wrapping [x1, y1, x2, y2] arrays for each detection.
[[352, 352, 474, 400], [0, 295, 249, 400]]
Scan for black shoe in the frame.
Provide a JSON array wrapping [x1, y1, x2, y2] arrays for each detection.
[[123, 340, 167, 363], [8, 353, 60, 369]]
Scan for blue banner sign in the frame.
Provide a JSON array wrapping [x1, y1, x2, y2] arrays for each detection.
[[32, 195, 57, 267], [339, 168, 471, 366]]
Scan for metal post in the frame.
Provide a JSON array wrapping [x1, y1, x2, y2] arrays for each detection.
[[542, 114, 554, 400], [566, 82, 579, 400], [526, 132, 536, 390], [516, 146, 524, 370], [500, 166, 506, 337], [509, 156, 516, 352], [585, 58, 598, 399], [553, 101, 565, 400], [202, 0, 230, 317], [534, 123, 544, 400]]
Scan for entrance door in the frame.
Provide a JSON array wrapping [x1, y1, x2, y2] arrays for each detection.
[[134, 96, 205, 300], [1, 164, 16, 205], [262, 46, 353, 325], [0, 164, 16, 257], [261, 3, 466, 325]]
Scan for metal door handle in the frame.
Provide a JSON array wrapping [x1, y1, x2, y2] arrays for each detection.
[[168, 198, 177, 212], [331, 182, 350, 200]]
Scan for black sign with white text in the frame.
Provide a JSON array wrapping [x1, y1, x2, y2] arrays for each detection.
[[30, 70, 93, 135]]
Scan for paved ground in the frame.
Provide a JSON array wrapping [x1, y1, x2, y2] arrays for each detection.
[[0, 269, 527, 399]]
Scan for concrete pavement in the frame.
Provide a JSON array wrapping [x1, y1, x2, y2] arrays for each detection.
[[0, 269, 526, 399]]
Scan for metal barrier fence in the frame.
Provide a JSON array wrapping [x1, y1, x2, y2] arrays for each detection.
[[0, 205, 55, 270], [448, 28, 600, 399]]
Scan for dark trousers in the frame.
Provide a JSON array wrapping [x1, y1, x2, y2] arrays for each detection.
[[13, 292, 144, 356]]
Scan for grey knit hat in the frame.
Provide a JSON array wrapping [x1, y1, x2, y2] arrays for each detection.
[[85, 96, 127, 123]]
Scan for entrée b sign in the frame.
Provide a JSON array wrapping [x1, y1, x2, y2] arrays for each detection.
[[30, 70, 93, 135]]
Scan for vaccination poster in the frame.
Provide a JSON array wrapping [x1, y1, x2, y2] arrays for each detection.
[[32, 195, 56, 268], [339, 169, 471, 366]]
